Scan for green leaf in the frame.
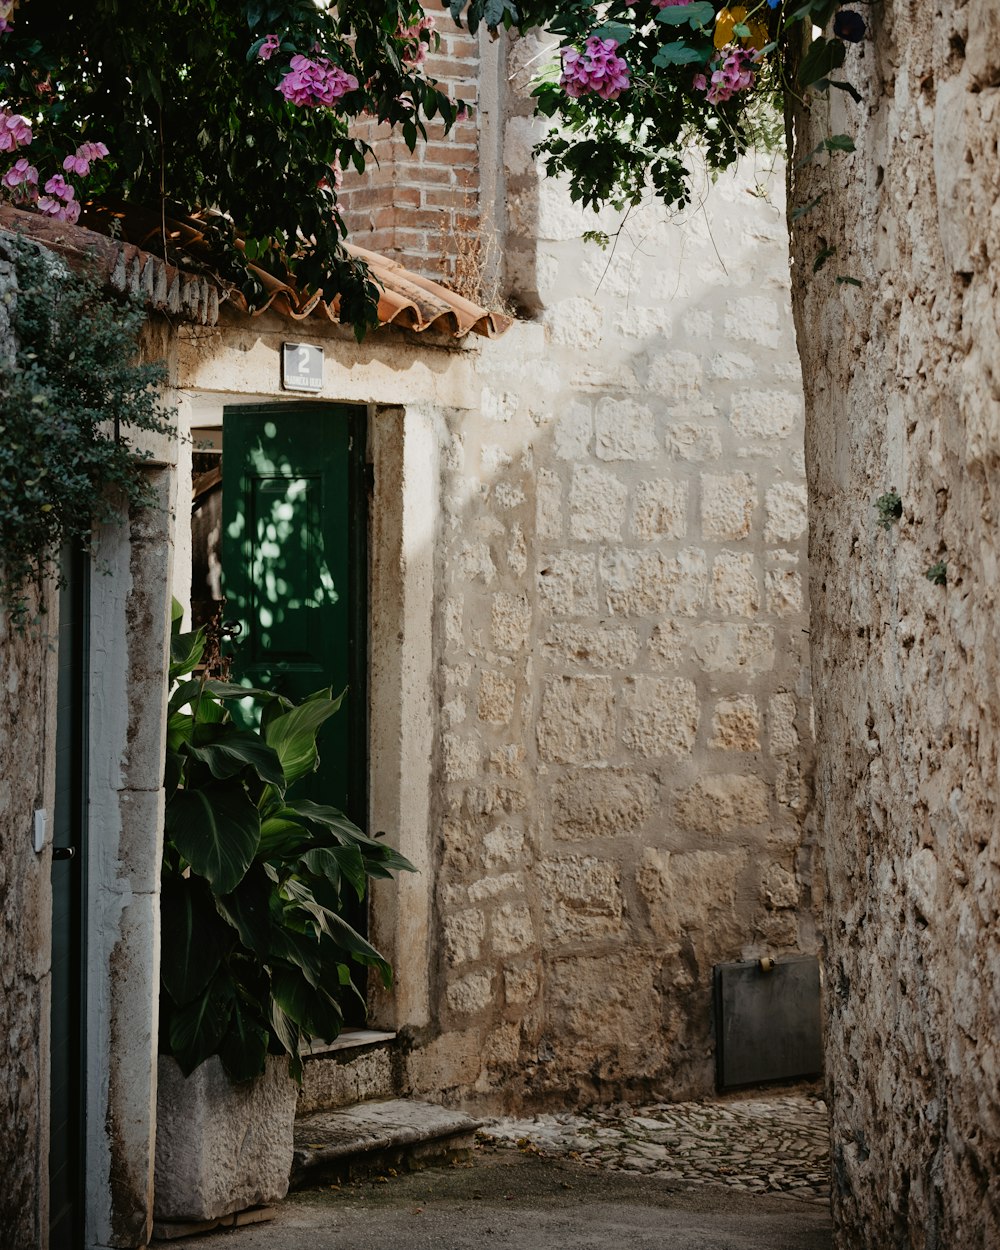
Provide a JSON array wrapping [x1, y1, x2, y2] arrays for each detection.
[[165, 780, 261, 894], [169, 628, 206, 681], [268, 1001, 303, 1081], [656, 2, 715, 28], [829, 79, 864, 103], [216, 865, 273, 958], [270, 965, 343, 1040], [799, 36, 847, 88], [184, 727, 286, 788], [168, 972, 234, 1075], [258, 814, 311, 859], [733, 22, 751, 37], [835, 276, 863, 288], [653, 41, 708, 67], [160, 875, 230, 1006], [264, 690, 342, 787], [300, 844, 368, 902], [591, 21, 633, 44], [824, 134, 855, 153], [217, 997, 269, 1083], [813, 246, 836, 272]]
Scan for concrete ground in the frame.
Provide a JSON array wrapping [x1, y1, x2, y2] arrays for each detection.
[[172, 1143, 833, 1249]]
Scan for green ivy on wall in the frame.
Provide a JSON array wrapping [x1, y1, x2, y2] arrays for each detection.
[[0, 236, 174, 625]]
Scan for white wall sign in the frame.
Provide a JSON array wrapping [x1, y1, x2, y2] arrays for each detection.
[[282, 342, 324, 392]]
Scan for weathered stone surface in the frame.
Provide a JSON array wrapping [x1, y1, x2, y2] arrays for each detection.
[[621, 676, 698, 759], [763, 482, 808, 543], [537, 551, 598, 616], [674, 775, 769, 835], [552, 768, 658, 840], [790, 8, 1000, 1243], [478, 671, 516, 725], [538, 856, 624, 943], [491, 593, 532, 652], [154, 1056, 296, 1223], [446, 970, 494, 1016], [601, 547, 708, 617], [594, 398, 659, 461], [541, 623, 639, 670], [637, 847, 749, 954], [568, 465, 628, 540], [444, 909, 486, 965], [710, 695, 760, 751], [631, 477, 687, 541], [701, 472, 755, 540], [503, 962, 540, 1006], [537, 676, 614, 763], [492, 901, 535, 955], [692, 623, 774, 674], [711, 551, 760, 616]]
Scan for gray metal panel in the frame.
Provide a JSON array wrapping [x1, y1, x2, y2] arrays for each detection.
[[714, 955, 823, 1090]]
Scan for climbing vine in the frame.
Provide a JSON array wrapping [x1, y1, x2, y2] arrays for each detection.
[[0, 239, 174, 624]]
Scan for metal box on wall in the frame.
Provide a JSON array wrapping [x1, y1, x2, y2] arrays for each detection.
[[714, 955, 823, 1090]]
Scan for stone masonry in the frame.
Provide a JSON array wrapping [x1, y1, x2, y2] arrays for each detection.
[[790, 3, 1000, 1246], [400, 35, 816, 1109]]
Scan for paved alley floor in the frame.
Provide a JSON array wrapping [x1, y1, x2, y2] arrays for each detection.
[[167, 1094, 832, 1250]]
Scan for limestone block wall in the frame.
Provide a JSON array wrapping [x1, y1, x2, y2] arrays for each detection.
[[408, 138, 816, 1107], [789, 2, 1000, 1245]]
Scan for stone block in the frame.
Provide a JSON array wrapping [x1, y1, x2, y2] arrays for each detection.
[[504, 963, 540, 1006], [537, 676, 614, 764], [478, 672, 516, 726], [709, 348, 757, 380], [536, 467, 563, 540], [541, 623, 639, 670], [709, 695, 761, 751], [621, 676, 699, 759], [491, 593, 532, 652], [443, 732, 481, 782], [482, 825, 525, 868], [761, 863, 799, 910], [538, 856, 624, 943], [552, 768, 658, 840], [631, 478, 687, 541], [692, 623, 774, 674], [729, 390, 801, 441], [674, 774, 770, 834], [768, 693, 799, 756], [446, 970, 494, 1015], [764, 482, 808, 542], [553, 401, 593, 459], [544, 952, 664, 1070], [492, 901, 535, 955], [724, 297, 781, 348], [701, 472, 755, 541], [601, 547, 707, 617], [647, 350, 702, 399], [537, 551, 598, 616], [765, 567, 804, 616], [647, 621, 687, 670], [665, 421, 722, 461], [542, 297, 603, 349], [444, 909, 486, 965], [637, 847, 748, 951], [154, 1056, 296, 1223], [711, 551, 760, 616], [594, 398, 659, 461], [468, 873, 521, 902], [569, 465, 628, 541]]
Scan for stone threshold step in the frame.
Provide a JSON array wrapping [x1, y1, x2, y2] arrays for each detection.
[[293, 1098, 482, 1188]]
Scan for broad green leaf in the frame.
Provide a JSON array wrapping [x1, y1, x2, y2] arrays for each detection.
[[268, 1001, 303, 1081], [591, 21, 632, 44], [270, 965, 343, 1040], [216, 865, 273, 957], [169, 627, 206, 681], [160, 875, 230, 1006], [165, 780, 261, 894], [799, 36, 846, 88], [217, 997, 270, 1083], [263, 690, 341, 786], [300, 844, 367, 902], [653, 42, 707, 67], [184, 728, 285, 788], [824, 134, 856, 153], [166, 710, 194, 754], [283, 799, 374, 845], [258, 814, 311, 859], [656, 2, 714, 28], [168, 972, 234, 1075]]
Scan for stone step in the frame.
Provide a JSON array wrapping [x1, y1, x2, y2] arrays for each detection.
[[298, 1029, 400, 1114], [292, 1098, 482, 1188]]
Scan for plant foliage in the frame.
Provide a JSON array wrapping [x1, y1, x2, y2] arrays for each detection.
[[161, 610, 414, 1082], [0, 237, 174, 624]]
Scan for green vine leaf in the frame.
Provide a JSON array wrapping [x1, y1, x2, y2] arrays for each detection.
[[652, 41, 708, 67], [799, 36, 847, 88], [656, 1, 715, 28]]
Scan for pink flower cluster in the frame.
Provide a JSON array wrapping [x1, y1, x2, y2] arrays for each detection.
[[0, 110, 33, 153], [398, 14, 435, 66], [694, 46, 759, 104], [651, 0, 688, 8], [560, 37, 631, 101], [277, 54, 359, 107], [0, 0, 13, 35], [38, 172, 80, 223], [2, 157, 37, 193], [63, 140, 109, 176], [257, 33, 281, 62]]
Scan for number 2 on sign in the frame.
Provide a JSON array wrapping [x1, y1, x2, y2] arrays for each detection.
[[298, 346, 310, 373]]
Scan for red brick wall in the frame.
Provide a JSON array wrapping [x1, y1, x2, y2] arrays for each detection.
[[338, 11, 480, 287]]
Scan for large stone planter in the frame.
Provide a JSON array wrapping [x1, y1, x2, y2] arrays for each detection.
[[154, 1054, 297, 1224]]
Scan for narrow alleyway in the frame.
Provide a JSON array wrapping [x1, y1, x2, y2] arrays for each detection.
[[168, 1094, 831, 1249]]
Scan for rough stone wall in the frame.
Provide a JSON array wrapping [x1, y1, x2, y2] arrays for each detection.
[[406, 115, 816, 1104], [789, 2, 1000, 1245], [0, 246, 56, 1248]]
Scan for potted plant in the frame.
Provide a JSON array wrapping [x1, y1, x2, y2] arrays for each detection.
[[154, 607, 412, 1227]]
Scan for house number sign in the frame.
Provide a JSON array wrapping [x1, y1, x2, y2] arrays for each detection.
[[282, 342, 324, 392]]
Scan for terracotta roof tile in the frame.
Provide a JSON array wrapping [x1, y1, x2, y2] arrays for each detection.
[[0, 203, 511, 338]]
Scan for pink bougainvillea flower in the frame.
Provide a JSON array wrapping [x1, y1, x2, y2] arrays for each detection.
[[2, 157, 38, 189], [697, 45, 760, 104], [397, 13, 434, 66], [257, 33, 281, 61], [62, 141, 110, 176], [0, 111, 33, 152], [651, 0, 689, 8], [277, 54, 359, 107], [560, 36, 630, 100], [44, 173, 75, 201]]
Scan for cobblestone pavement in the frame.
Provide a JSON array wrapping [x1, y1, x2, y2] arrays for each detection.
[[479, 1093, 830, 1206]]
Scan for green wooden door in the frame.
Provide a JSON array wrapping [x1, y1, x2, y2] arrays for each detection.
[[221, 401, 368, 852], [49, 547, 88, 1249]]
